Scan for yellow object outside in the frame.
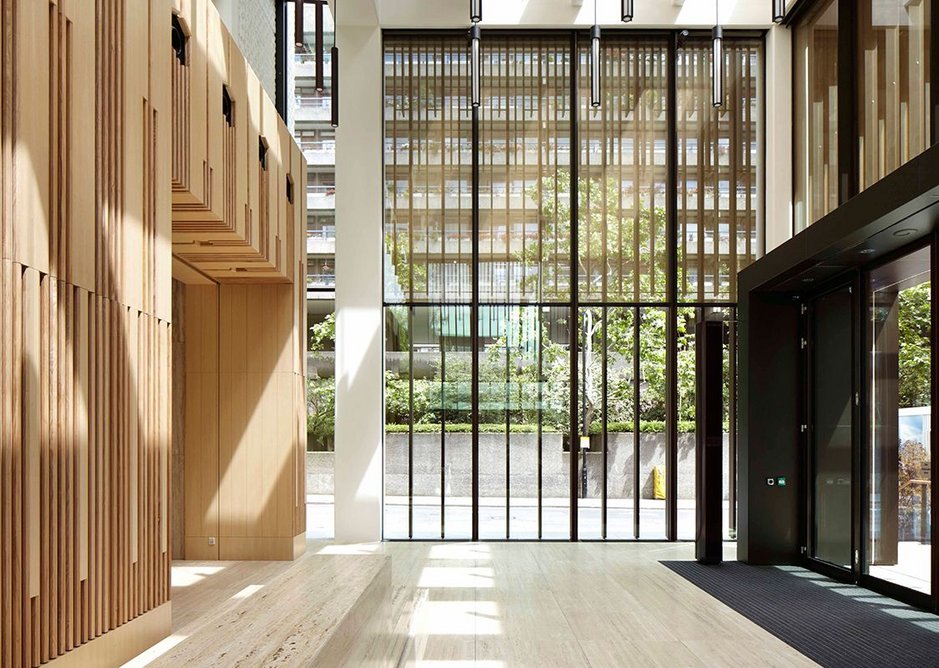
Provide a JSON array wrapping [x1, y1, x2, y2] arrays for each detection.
[[652, 465, 666, 500]]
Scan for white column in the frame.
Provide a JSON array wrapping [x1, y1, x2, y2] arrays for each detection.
[[334, 22, 384, 543], [764, 24, 793, 253]]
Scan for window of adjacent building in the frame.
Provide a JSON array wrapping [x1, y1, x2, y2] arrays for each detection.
[[794, 0, 839, 232], [857, 0, 931, 192]]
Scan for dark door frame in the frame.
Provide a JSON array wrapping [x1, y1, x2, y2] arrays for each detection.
[[799, 237, 938, 610]]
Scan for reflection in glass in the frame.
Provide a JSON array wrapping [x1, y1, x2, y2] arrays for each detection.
[[811, 287, 853, 568], [858, 0, 931, 192], [794, 0, 839, 231], [868, 246, 932, 594]]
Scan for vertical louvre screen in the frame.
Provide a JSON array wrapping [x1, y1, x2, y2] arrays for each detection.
[[479, 36, 572, 303], [578, 38, 669, 304], [677, 38, 761, 303], [384, 37, 473, 303]]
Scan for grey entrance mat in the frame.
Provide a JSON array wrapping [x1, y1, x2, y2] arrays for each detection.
[[662, 561, 939, 668]]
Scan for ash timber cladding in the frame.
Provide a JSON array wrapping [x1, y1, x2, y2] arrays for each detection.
[[0, 0, 308, 665]]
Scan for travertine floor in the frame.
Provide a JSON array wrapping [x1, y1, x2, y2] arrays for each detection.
[[128, 540, 818, 667], [324, 540, 817, 667]]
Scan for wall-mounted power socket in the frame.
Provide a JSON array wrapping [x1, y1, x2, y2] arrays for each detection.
[[208, 537, 216, 546]]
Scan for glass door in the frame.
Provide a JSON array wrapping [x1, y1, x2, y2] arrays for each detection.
[[866, 245, 932, 595], [809, 286, 855, 570]]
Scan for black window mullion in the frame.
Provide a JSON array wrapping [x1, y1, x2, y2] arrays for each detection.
[[665, 32, 679, 541], [569, 30, 581, 541]]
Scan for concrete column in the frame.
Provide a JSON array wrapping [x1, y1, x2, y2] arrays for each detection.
[[334, 21, 384, 543], [764, 24, 793, 253]]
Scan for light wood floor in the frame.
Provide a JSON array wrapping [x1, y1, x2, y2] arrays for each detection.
[[128, 540, 818, 667]]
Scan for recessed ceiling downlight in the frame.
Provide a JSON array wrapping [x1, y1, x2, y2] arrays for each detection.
[[893, 228, 916, 237]]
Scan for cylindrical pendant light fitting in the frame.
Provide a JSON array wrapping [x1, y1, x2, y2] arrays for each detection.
[[314, 0, 325, 91], [294, 0, 305, 48], [331, 45, 339, 127], [590, 24, 601, 108], [470, 0, 482, 23], [772, 0, 786, 23], [711, 25, 723, 108], [470, 24, 481, 108], [621, 0, 634, 23]]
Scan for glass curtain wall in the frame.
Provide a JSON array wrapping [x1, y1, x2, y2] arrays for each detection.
[[384, 31, 761, 541], [794, 0, 839, 232]]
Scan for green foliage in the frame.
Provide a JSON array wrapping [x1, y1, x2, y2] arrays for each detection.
[[306, 376, 335, 450], [384, 421, 695, 434], [898, 283, 931, 409], [309, 312, 336, 353]]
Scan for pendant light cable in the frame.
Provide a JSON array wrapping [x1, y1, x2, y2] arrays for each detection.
[[712, 0, 723, 108]]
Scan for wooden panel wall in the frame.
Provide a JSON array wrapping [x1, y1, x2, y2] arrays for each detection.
[[169, 0, 308, 563], [171, 0, 305, 284], [1, 0, 174, 666]]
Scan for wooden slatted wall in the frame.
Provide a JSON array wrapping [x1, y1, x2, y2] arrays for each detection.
[[170, 0, 304, 284], [1, 0, 174, 666]]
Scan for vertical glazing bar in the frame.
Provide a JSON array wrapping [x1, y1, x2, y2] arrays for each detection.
[[440, 311, 446, 539], [931, 236, 939, 598], [408, 306, 414, 539], [570, 31, 580, 540], [602, 307, 608, 539], [666, 32, 679, 542], [505, 305, 511, 539], [729, 307, 737, 533], [633, 307, 640, 538], [538, 305, 544, 539], [471, 64, 480, 542]]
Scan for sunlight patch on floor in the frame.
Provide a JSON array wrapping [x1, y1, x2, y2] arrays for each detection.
[[120, 634, 188, 667], [171, 565, 226, 588]]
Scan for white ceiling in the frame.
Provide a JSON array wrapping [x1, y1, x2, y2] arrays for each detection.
[[337, 0, 772, 29]]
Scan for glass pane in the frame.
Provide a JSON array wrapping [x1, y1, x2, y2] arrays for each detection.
[[794, 0, 839, 231], [638, 307, 668, 539], [384, 38, 473, 303], [811, 288, 853, 567], [677, 39, 761, 302], [479, 305, 509, 538], [442, 306, 473, 539], [579, 38, 669, 303], [868, 246, 932, 594], [411, 307, 444, 538], [858, 0, 931, 191], [577, 307, 604, 539], [479, 37, 572, 303], [384, 306, 411, 538], [677, 307, 698, 540], [542, 306, 572, 539], [606, 307, 636, 539]]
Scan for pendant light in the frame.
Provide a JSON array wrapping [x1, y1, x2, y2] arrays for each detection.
[[331, 0, 339, 127], [470, 0, 482, 24], [315, 0, 325, 91], [470, 23, 481, 108], [711, 0, 723, 108], [772, 0, 785, 23], [294, 0, 305, 47], [590, 0, 601, 108], [621, 0, 634, 23]]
